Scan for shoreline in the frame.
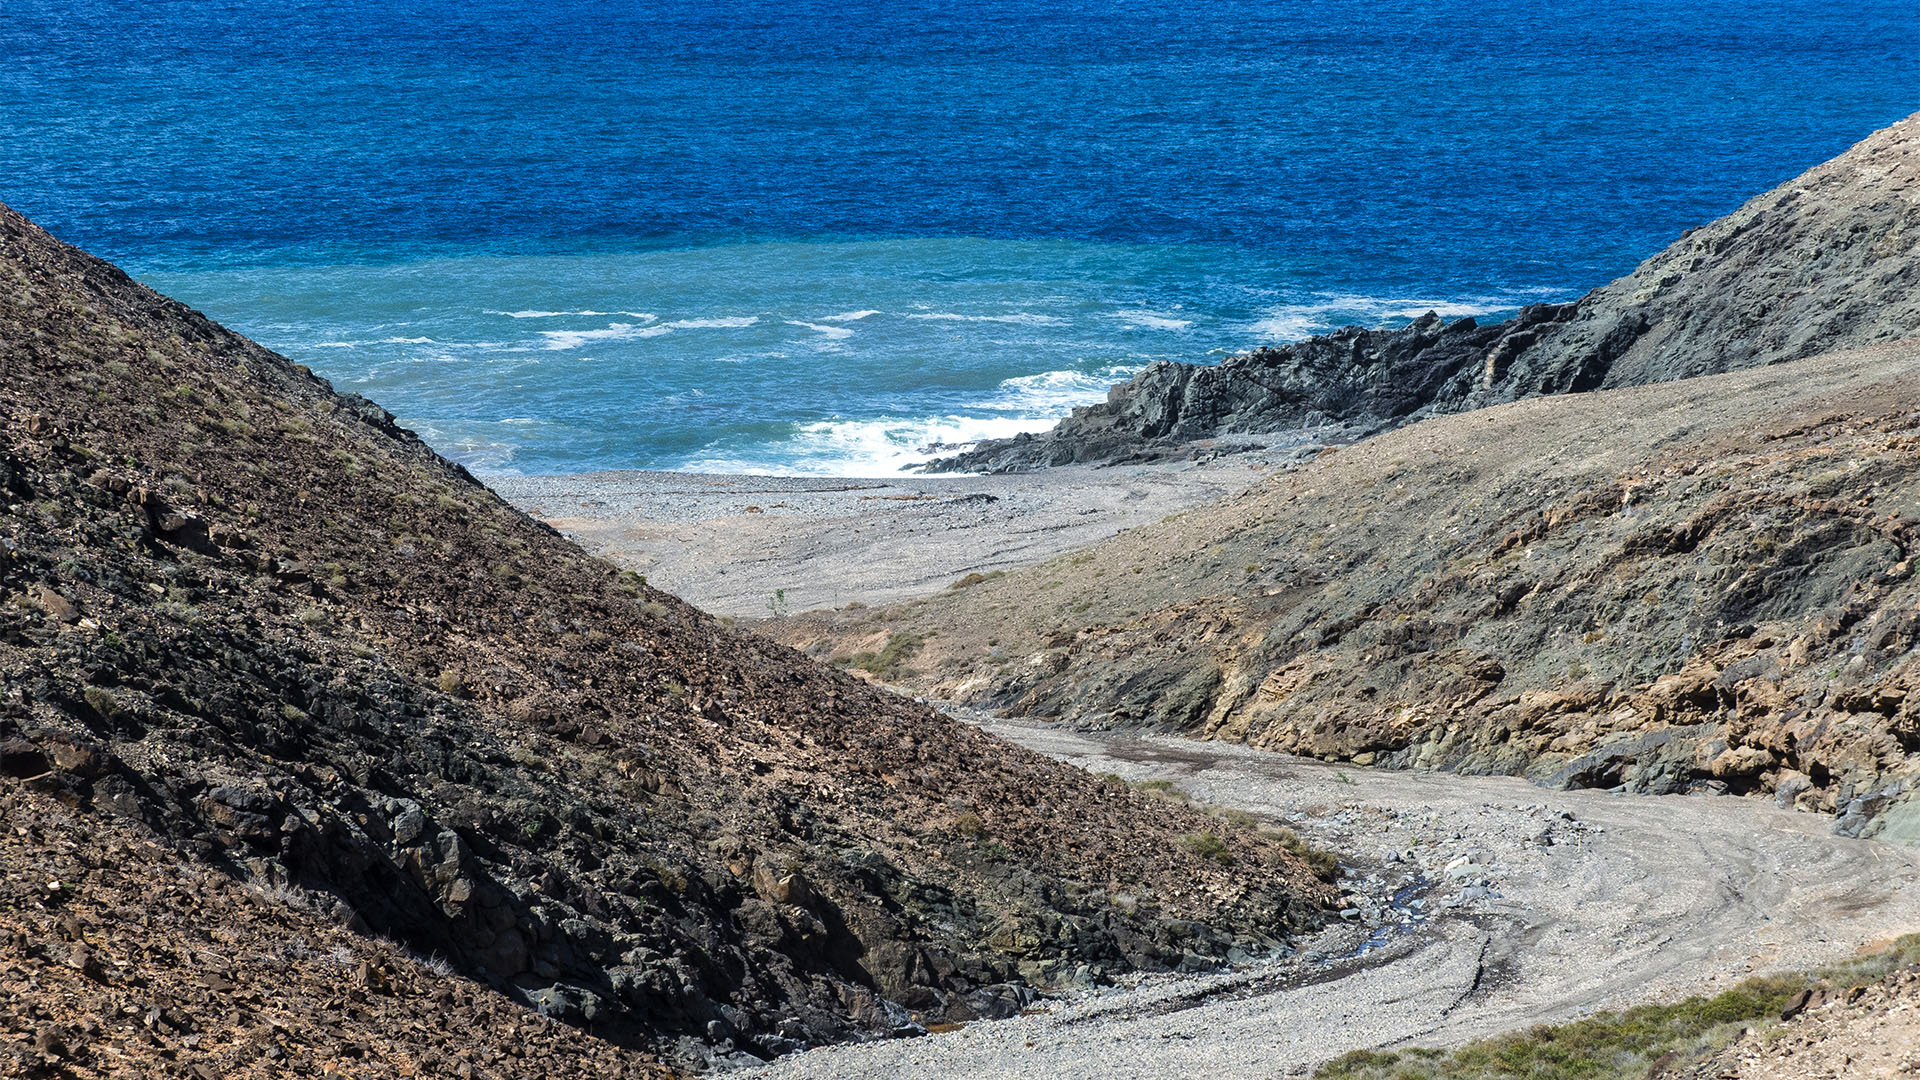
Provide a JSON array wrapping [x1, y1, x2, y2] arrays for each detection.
[[487, 448, 1312, 617]]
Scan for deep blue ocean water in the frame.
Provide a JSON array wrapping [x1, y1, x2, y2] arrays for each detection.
[[4, 1, 1915, 474]]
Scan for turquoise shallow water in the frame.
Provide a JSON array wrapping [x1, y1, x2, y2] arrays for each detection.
[[140, 239, 1554, 474], [5, 0, 1915, 474]]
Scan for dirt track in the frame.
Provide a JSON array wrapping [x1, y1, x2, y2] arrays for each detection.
[[749, 717, 1920, 1079]]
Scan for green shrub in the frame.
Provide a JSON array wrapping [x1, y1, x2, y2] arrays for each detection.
[[1180, 831, 1233, 865], [1315, 971, 1833, 1080], [840, 632, 925, 680], [82, 686, 122, 719]]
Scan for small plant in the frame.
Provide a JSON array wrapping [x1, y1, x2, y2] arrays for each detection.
[[1132, 779, 1190, 802], [82, 686, 122, 719], [649, 861, 689, 894], [1334, 770, 1356, 786], [840, 632, 925, 680], [248, 881, 309, 910], [1259, 824, 1342, 882], [954, 812, 986, 838], [767, 588, 790, 617], [1209, 807, 1262, 830], [1180, 831, 1234, 865], [410, 951, 458, 978], [1317, 974, 1805, 1080]]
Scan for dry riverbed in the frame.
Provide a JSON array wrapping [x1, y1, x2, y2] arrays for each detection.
[[490, 450, 1920, 1078], [743, 716, 1920, 1080]]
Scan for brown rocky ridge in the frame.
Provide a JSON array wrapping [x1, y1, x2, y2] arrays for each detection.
[[772, 338, 1920, 841], [0, 203, 1333, 1074], [929, 110, 1920, 473]]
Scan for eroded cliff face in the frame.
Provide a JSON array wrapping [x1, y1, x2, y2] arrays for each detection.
[[930, 111, 1920, 474], [0, 203, 1330, 1073], [777, 341, 1920, 839]]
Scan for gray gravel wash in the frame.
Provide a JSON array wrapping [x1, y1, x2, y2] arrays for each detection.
[[742, 717, 1920, 1079]]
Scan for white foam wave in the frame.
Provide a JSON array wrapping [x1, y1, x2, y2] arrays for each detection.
[[670, 316, 759, 330], [988, 367, 1135, 413], [787, 320, 856, 340], [905, 312, 1068, 326], [538, 322, 674, 350], [683, 414, 1068, 478], [537, 315, 760, 350], [487, 309, 657, 319], [823, 309, 882, 322], [1111, 309, 1193, 331], [1250, 292, 1536, 343], [311, 337, 513, 351], [1248, 312, 1322, 341]]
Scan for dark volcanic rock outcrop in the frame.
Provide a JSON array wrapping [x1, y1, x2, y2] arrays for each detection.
[[932, 111, 1920, 473], [0, 205, 1329, 1074]]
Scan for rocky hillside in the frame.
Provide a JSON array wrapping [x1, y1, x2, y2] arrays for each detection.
[[932, 110, 1920, 473], [0, 204, 1331, 1074], [774, 339, 1920, 840], [3, 781, 673, 1079]]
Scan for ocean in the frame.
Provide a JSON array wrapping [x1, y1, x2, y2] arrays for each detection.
[[4, 0, 1913, 475]]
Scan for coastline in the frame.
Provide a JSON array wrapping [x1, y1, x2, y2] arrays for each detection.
[[487, 449, 1308, 617]]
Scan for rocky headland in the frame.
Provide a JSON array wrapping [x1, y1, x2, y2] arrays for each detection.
[[929, 112, 1920, 474], [0, 204, 1334, 1076], [773, 112, 1920, 846]]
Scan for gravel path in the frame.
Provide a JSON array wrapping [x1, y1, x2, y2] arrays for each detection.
[[744, 717, 1920, 1079]]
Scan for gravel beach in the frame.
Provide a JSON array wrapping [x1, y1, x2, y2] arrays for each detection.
[[489, 452, 1300, 616]]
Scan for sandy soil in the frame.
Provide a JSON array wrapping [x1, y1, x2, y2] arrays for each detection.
[[487, 453, 1300, 617], [743, 716, 1920, 1079]]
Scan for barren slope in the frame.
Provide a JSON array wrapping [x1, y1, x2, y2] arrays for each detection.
[[774, 339, 1920, 837], [0, 204, 1330, 1074]]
